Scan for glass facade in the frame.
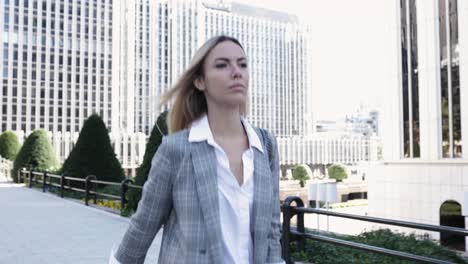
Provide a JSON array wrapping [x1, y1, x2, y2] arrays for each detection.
[[400, 0, 420, 158], [206, 8, 311, 138], [146, 1, 313, 138], [439, 0, 461, 158], [0, 0, 114, 133]]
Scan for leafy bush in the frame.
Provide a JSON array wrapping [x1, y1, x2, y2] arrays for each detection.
[[47, 186, 87, 200], [59, 114, 125, 184], [0, 130, 20, 161], [98, 184, 121, 196], [291, 229, 467, 264], [12, 130, 59, 182], [328, 164, 348, 182], [292, 164, 312, 187], [126, 111, 168, 212]]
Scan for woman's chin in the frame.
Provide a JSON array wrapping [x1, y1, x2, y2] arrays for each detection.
[[228, 96, 247, 106]]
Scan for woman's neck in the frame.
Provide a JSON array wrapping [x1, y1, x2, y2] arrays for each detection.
[[206, 107, 244, 139]]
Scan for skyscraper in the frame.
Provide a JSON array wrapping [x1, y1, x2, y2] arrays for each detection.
[[116, 0, 313, 137], [0, 0, 115, 134], [1, 0, 314, 169]]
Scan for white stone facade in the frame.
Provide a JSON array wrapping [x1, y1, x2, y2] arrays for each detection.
[[368, 0, 468, 249]]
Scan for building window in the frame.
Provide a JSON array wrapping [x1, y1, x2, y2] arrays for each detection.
[[439, 0, 461, 158], [400, 0, 420, 158]]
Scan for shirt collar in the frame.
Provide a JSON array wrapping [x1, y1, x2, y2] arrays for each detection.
[[188, 115, 264, 153]]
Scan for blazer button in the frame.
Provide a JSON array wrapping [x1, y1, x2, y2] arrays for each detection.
[[199, 249, 206, 255]]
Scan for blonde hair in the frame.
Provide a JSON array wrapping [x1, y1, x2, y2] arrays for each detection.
[[160, 35, 248, 133]]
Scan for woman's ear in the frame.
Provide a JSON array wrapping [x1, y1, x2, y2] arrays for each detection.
[[193, 77, 205, 92]]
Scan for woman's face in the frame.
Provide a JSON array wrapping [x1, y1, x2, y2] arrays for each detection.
[[195, 40, 249, 110]]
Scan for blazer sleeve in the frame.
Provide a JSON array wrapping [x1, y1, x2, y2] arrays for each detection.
[[265, 131, 284, 263], [114, 137, 174, 264]]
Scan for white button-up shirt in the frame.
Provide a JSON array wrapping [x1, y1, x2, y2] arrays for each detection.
[[188, 115, 263, 264], [110, 115, 284, 264]]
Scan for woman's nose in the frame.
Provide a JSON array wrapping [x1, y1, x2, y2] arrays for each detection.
[[232, 65, 242, 79]]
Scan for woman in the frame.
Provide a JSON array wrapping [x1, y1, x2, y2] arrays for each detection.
[[112, 35, 283, 264]]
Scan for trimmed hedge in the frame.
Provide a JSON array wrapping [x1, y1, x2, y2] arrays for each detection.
[[292, 164, 311, 187], [0, 130, 20, 161], [328, 164, 348, 182], [12, 130, 59, 182], [59, 114, 125, 184], [291, 229, 467, 264], [126, 111, 168, 212]]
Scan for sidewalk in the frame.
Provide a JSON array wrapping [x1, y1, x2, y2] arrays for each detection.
[[0, 182, 162, 264]]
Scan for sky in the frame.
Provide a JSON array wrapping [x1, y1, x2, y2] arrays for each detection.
[[236, 0, 391, 120]]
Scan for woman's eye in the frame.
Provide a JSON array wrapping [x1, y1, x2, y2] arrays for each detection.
[[240, 63, 247, 68], [215, 63, 227, 68]]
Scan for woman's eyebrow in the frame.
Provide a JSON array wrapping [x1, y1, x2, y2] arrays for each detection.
[[214, 57, 247, 62]]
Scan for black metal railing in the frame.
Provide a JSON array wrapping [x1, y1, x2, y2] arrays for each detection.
[[19, 169, 142, 210], [19, 170, 466, 263], [281, 196, 467, 264]]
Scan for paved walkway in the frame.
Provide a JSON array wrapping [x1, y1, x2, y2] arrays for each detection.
[[0, 182, 162, 264], [0, 179, 445, 264]]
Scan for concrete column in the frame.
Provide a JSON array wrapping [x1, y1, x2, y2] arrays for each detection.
[[417, 0, 442, 160], [382, 0, 404, 161], [459, 0, 468, 158]]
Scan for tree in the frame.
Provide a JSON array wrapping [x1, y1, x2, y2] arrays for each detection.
[[126, 111, 168, 212], [12, 130, 59, 182], [328, 164, 348, 182], [59, 114, 125, 184], [292, 164, 311, 188], [0, 130, 20, 161]]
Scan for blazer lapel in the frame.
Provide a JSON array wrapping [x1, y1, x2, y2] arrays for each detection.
[[252, 147, 273, 263], [191, 141, 223, 262]]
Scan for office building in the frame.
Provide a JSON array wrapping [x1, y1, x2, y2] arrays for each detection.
[[0, 0, 115, 134], [117, 0, 313, 137], [367, 0, 468, 251]]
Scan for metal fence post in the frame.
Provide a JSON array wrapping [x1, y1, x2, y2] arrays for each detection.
[[282, 196, 306, 264], [85, 175, 90, 206], [120, 178, 133, 210], [85, 175, 97, 206], [297, 200, 305, 251], [28, 169, 33, 188], [60, 174, 65, 198], [282, 201, 292, 264], [42, 171, 47, 192]]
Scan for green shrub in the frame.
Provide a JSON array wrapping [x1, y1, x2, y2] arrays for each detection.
[[47, 187, 87, 200], [291, 229, 467, 264], [328, 164, 348, 182], [292, 164, 311, 187], [126, 111, 168, 212], [59, 114, 125, 184], [12, 130, 59, 182], [0, 130, 21, 161], [98, 184, 121, 196]]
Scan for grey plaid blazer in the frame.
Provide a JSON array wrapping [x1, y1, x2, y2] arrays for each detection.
[[114, 127, 283, 264]]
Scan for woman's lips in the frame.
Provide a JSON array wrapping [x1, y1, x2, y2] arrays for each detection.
[[229, 84, 245, 91]]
